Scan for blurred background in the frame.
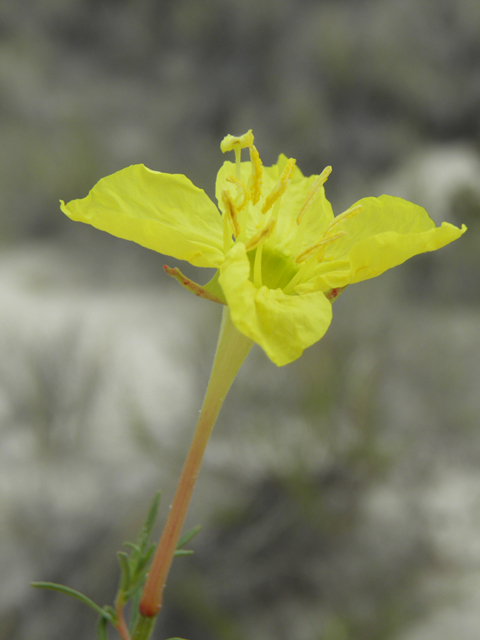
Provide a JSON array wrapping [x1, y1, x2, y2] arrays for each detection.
[[0, 1, 479, 639]]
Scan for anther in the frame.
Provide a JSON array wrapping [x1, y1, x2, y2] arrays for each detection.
[[325, 204, 362, 235], [296, 166, 332, 225], [261, 158, 296, 215], [226, 176, 250, 211], [295, 232, 346, 264], [245, 218, 276, 252], [221, 190, 241, 238], [249, 145, 263, 205]]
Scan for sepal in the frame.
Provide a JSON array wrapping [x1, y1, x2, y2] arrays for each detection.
[[164, 265, 226, 304]]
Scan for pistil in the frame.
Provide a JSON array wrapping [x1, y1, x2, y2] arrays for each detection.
[[220, 130, 255, 187]]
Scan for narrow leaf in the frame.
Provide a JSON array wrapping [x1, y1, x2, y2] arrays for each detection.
[[128, 588, 141, 633], [96, 616, 109, 640], [103, 605, 117, 619], [124, 580, 147, 602], [137, 491, 161, 552], [117, 551, 131, 592], [31, 582, 111, 619], [129, 544, 155, 583], [176, 525, 202, 550], [124, 542, 141, 554]]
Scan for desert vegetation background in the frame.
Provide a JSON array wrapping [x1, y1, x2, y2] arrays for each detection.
[[1, 1, 479, 639]]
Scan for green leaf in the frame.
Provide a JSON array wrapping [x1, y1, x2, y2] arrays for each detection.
[[130, 544, 155, 581], [96, 616, 109, 640], [117, 551, 132, 592], [176, 524, 202, 550], [103, 605, 117, 619], [124, 541, 141, 553], [124, 577, 147, 602], [137, 491, 161, 553], [31, 582, 112, 620], [173, 549, 194, 557], [128, 587, 142, 633]]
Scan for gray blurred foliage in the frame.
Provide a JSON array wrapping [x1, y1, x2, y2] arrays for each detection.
[[0, 0, 479, 639]]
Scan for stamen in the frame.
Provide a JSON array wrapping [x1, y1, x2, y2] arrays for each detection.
[[222, 205, 233, 253], [221, 190, 241, 239], [261, 158, 296, 215], [226, 176, 250, 211], [244, 218, 276, 252], [295, 232, 345, 264], [296, 166, 332, 225], [282, 259, 315, 295], [253, 241, 264, 288], [249, 145, 263, 205], [220, 130, 254, 153], [324, 204, 362, 235], [284, 230, 346, 296]]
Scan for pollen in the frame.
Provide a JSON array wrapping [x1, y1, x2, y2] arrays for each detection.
[[296, 166, 332, 225], [261, 158, 296, 215]]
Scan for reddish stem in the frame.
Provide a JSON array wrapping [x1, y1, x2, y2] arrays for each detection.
[[138, 309, 252, 618], [115, 599, 131, 640]]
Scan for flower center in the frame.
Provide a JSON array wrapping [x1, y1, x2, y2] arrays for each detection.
[[220, 131, 361, 294], [247, 245, 299, 291]]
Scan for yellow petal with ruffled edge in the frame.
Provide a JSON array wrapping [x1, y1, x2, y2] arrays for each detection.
[[297, 195, 467, 292], [60, 133, 467, 367], [61, 164, 224, 269], [219, 242, 333, 366]]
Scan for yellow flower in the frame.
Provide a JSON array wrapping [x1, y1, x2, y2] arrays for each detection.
[[61, 131, 466, 366]]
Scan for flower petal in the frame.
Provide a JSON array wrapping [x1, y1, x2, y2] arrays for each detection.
[[263, 155, 334, 254], [303, 196, 467, 290], [215, 156, 334, 252], [61, 164, 225, 268], [219, 243, 333, 366]]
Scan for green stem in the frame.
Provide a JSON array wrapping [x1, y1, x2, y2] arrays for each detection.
[[130, 615, 155, 640], [133, 308, 253, 632]]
